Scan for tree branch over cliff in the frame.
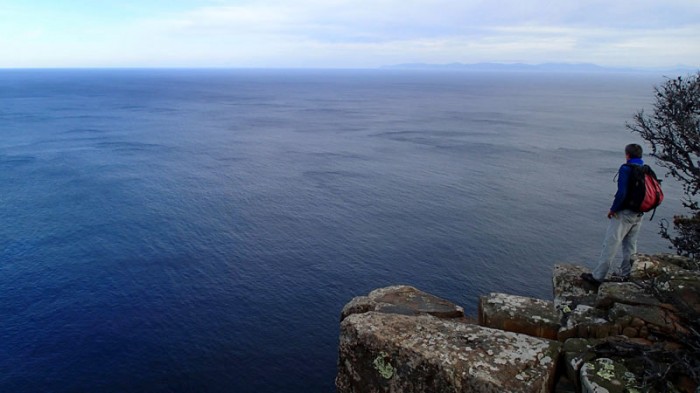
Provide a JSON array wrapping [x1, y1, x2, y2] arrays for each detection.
[[628, 72, 700, 261]]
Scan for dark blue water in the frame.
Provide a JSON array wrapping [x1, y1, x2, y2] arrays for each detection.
[[0, 69, 683, 392]]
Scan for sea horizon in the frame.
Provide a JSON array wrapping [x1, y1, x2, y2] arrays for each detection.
[[2, 62, 696, 73]]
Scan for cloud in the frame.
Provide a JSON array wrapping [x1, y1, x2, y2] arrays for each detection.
[[118, 0, 700, 67], [151, 0, 700, 38], [1, 0, 699, 67]]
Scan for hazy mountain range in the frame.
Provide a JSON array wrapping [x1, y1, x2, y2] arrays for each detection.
[[381, 62, 697, 74]]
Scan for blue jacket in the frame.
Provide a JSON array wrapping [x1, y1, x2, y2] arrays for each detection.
[[610, 158, 644, 212]]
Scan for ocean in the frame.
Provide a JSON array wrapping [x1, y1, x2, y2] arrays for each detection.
[[0, 69, 683, 392]]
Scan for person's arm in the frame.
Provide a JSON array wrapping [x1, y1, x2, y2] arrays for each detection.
[[608, 165, 630, 218]]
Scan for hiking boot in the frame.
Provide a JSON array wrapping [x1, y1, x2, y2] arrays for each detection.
[[580, 273, 602, 286]]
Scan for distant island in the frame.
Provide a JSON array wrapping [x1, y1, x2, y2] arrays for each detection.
[[381, 62, 697, 74]]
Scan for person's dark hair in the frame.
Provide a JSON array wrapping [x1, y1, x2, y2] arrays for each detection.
[[625, 143, 643, 159]]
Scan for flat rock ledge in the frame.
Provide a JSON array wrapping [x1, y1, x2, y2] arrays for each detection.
[[340, 285, 468, 322], [337, 312, 560, 393], [335, 254, 699, 393]]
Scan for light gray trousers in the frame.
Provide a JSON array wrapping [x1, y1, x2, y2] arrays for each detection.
[[592, 209, 643, 281]]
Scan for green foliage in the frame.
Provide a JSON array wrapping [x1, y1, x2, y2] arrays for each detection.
[[628, 72, 700, 262]]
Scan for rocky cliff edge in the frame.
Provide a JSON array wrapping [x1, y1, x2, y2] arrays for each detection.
[[336, 254, 700, 393]]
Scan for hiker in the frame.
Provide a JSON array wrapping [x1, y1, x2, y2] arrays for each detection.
[[581, 144, 646, 285]]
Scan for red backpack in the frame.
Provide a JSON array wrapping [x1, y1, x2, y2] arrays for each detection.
[[624, 164, 664, 219]]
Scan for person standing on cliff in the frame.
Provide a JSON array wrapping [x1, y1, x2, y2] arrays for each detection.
[[581, 143, 646, 285]]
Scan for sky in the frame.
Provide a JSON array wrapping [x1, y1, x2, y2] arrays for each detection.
[[1, 0, 699, 68]]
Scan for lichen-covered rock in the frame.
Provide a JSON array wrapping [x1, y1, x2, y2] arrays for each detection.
[[595, 282, 661, 309], [336, 312, 561, 393], [340, 285, 466, 322], [633, 253, 698, 279], [654, 270, 700, 314], [579, 358, 638, 393], [653, 253, 699, 270], [608, 303, 681, 336], [553, 264, 598, 311], [561, 338, 598, 389], [557, 304, 610, 341], [631, 253, 690, 280], [478, 292, 560, 340], [336, 258, 696, 393]]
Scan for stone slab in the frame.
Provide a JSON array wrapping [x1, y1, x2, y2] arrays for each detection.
[[341, 285, 465, 322], [479, 292, 560, 340], [595, 282, 661, 309], [336, 312, 561, 393]]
